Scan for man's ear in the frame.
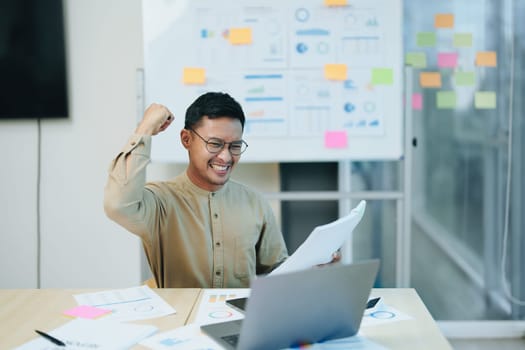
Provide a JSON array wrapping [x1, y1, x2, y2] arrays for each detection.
[[180, 129, 191, 149]]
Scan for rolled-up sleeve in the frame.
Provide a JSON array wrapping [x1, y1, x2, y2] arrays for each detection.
[[103, 134, 157, 238]]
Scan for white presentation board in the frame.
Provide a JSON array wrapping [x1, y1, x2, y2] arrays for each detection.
[[142, 0, 403, 162]]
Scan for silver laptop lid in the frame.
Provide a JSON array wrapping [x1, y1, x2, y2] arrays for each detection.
[[238, 259, 380, 349]]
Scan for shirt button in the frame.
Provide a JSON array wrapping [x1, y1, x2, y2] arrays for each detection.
[[215, 271, 221, 276], [215, 242, 221, 247], [211, 192, 215, 197], [214, 213, 218, 219], [131, 141, 136, 146]]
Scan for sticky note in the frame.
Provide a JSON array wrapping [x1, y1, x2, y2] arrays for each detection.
[[419, 72, 441, 88], [453, 33, 473, 47], [476, 51, 497, 67], [324, 0, 348, 6], [435, 14, 454, 28], [324, 64, 348, 81], [454, 71, 475, 86], [63, 305, 112, 319], [405, 52, 427, 68], [475, 91, 497, 109], [228, 28, 252, 45], [437, 91, 456, 109], [372, 68, 393, 85], [325, 131, 347, 148], [437, 52, 458, 68], [412, 93, 423, 110], [416, 32, 436, 47], [183, 67, 206, 85]]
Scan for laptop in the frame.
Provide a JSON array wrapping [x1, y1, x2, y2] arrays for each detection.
[[201, 259, 379, 350]]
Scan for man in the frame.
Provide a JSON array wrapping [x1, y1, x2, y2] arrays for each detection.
[[104, 92, 289, 288]]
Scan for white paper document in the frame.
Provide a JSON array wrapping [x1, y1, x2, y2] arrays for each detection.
[[270, 200, 367, 275], [194, 288, 251, 326], [140, 323, 223, 350], [15, 318, 157, 350], [74, 285, 176, 322], [362, 299, 413, 327]]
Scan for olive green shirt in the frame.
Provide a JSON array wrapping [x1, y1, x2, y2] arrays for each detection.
[[104, 134, 288, 288]]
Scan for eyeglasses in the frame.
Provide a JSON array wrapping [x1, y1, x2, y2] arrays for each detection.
[[188, 128, 248, 156]]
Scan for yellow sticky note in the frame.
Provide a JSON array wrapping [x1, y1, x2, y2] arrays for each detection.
[[324, 64, 348, 81], [228, 28, 252, 45], [435, 14, 454, 28], [476, 51, 497, 67], [475, 91, 497, 109], [419, 72, 442, 88], [324, 0, 348, 6], [372, 68, 393, 85], [183, 67, 206, 85], [453, 33, 473, 47]]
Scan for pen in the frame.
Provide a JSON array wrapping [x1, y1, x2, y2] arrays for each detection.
[[35, 330, 66, 347]]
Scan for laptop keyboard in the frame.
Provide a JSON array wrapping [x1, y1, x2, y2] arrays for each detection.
[[221, 334, 240, 347]]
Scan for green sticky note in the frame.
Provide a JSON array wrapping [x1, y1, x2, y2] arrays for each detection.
[[417, 32, 436, 47], [437, 91, 456, 109], [372, 68, 393, 85], [453, 33, 473, 47], [405, 52, 427, 68], [475, 91, 496, 109], [454, 71, 475, 86]]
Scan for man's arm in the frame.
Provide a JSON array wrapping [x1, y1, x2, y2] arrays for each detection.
[[255, 200, 289, 275], [103, 104, 174, 234]]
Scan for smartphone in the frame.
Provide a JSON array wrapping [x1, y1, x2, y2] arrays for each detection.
[[366, 297, 381, 309], [226, 297, 248, 313]]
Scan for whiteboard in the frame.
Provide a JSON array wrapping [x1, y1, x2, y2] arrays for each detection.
[[142, 0, 403, 162]]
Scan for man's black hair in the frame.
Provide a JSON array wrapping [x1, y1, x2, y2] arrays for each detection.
[[184, 92, 245, 130]]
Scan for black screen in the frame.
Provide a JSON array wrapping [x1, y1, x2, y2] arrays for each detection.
[[0, 0, 68, 119]]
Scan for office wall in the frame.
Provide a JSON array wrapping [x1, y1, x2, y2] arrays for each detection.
[[0, 0, 280, 288]]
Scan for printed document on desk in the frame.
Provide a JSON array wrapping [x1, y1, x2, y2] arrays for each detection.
[[270, 200, 366, 275], [15, 318, 157, 350], [74, 285, 175, 322]]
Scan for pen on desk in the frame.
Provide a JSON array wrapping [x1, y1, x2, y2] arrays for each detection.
[[35, 330, 66, 347]]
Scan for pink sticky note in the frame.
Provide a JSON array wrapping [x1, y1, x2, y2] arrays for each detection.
[[63, 305, 112, 319], [412, 93, 423, 110], [325, 131, 347, 148], [437, 52, 458, 68]]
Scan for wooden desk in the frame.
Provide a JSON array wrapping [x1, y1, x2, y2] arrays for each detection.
[[364, 289, 452, 349], [0, 288, 451, 349], [0, 288, 200, 349]]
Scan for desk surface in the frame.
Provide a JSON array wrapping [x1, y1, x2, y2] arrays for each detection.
[[0, 288, 451, 349]]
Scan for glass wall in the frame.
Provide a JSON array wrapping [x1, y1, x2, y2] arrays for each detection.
[[277, 0, 524, 324], [404, 0, 525, 320]]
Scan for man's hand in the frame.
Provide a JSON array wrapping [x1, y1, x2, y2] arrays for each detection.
[[135, 103, 174, 136], [317, 250, 342, 267]]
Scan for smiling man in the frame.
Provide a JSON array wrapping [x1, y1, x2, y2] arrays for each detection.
[[104, 92, 289, 288]]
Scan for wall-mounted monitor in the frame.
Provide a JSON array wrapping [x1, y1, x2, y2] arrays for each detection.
[[0, 0, 68, 119]]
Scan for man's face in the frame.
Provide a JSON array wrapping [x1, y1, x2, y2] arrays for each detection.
[[183, 116, 244, 192]]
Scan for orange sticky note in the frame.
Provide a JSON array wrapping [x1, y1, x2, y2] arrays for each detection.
[[476, 51, 497, 67], [183, 67, 206, 85], [324, 64, 348, 81], [419, 72, 442, 88], [435, 14, 454, 28], [228, 28, 252, 45], [324, 0, 348, 6]]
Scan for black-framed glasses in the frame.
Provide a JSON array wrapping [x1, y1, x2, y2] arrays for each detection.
[[188, 128, 248, 155]]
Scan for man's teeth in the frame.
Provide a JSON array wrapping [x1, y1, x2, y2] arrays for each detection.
[[211, 164, 228, 171]]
